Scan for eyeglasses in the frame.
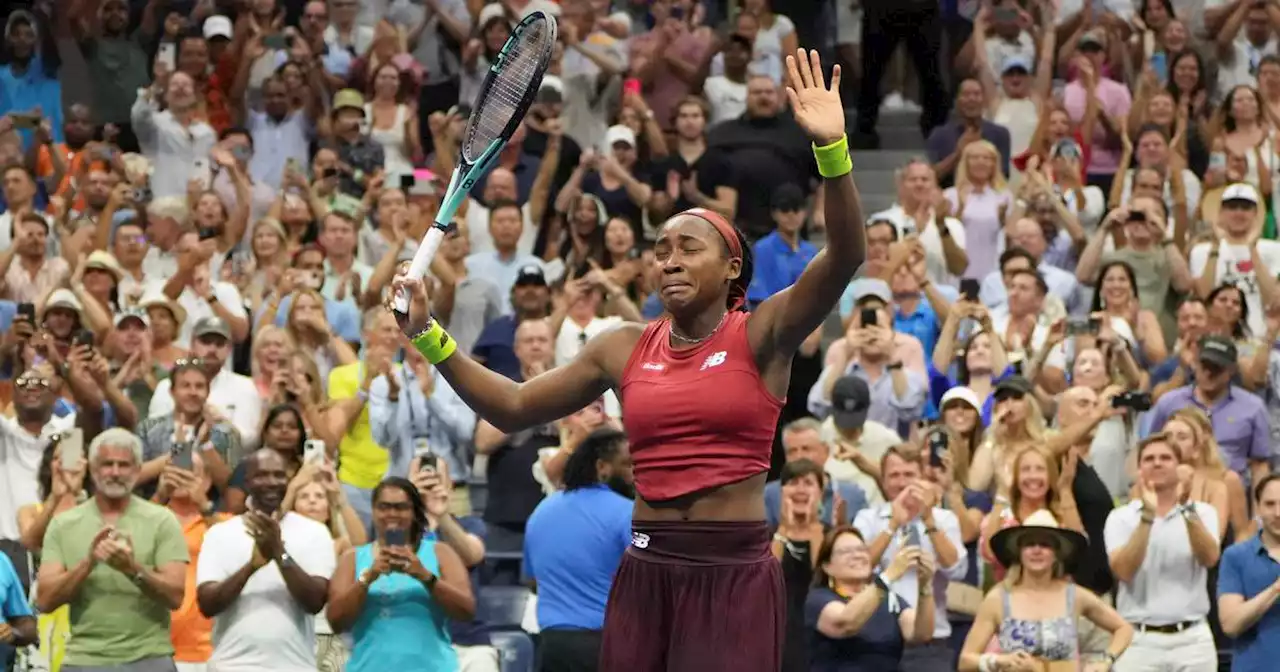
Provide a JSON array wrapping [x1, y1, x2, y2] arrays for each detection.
[[173, 357, 204, 368], [830, 547, 869, 559], [15, 377, 50, 390], [119, 234, 147, 245]]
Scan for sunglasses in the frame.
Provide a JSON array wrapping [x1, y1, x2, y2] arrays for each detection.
[[173, 357, 205, 369]]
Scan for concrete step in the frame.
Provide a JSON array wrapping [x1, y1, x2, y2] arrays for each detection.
[[852, 150, 924, 170]]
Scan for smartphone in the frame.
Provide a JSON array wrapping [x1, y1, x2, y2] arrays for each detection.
[[303, 439, 326, 465], [419, 452, 438, 472], [993, 6, 1018, 22], [17, 302, 35, 322], [263, 34, 288, 50], [10, 113, 39, 129], [623, 77, 642, 95], [904, 525, 922, 548], [73, 329, 95, 349], [1066, 317, 1096, 336], [322, 167, 339, 179], [959, 279, 980, 302], [384, 528, 408, 547], [399, 173, 415, 190], [1112, 391, 1153, 412], [409, 168, 437, 196], [59, 428, 84, 470], [157, 42, 177, 71], [860, 308, 878, 327], [171, 440, 195, 470], [1126, 210, 1148, 224], [926, 428, 948, 468], [305, 270, 323, 291], [198, 227, 219, 241]]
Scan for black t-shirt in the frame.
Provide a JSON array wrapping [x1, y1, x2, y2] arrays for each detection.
[[647, 148, 735, 215], [582, 168, 650, 240], [484, 423, 559, 527], [706, 113, 818, 241], [804, 586, 906, 671], [1071, 461, 1116, 596]]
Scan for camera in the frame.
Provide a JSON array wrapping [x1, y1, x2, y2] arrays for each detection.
[[1111, 391, 1153, 412]]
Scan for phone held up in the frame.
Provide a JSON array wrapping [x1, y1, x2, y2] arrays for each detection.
[[926, 427, 948, 469], [59, 428, 85, 471], [384, 528, 408, 548], [960, 279, 980, 303], [303, 439, 326, 466], [860, 307, 878, 328]]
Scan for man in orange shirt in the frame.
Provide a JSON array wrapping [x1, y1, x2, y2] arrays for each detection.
[[153, 453, 228, 672]]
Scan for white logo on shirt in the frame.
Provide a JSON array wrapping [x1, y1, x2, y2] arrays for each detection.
[[641, 362, 666, 372], [631, 532, 651, 549], [700, 351, 728, 371]]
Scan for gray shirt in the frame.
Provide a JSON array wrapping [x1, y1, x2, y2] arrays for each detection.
[[388, 0, 472, 86], [441, 274, 505, 355], [1103, 500, 1219, 624]]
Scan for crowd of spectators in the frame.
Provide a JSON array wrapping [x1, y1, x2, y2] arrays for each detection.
[[4, 0, 1280, 670]]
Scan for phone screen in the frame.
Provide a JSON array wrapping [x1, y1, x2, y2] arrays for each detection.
[[17, 303, 35, 322], [860, 308, 878, 327], [59, 428, 85, 470], [384, 528, 408, 547], [960, 279, 980, 302], [73, 329, 95, 348], [171, 441, 194, 470], [904, 526, 922, 548]]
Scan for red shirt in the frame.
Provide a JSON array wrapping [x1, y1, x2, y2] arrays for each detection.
[[620, 311, 783, 501]]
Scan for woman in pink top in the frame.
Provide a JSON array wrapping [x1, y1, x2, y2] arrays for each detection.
[[1063, 32, 1133, 193]]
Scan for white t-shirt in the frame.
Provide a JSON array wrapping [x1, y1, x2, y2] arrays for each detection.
[[702, 77, 747, 127], [0, 413, 76, 541], [556, 315, 623, 418], [176, 281, 247, 350], [149, 369, 263, 449], [990, 308, 1068, 372], [1188, 239, 1280, 336], [1219, 37, 1278, 101], [465, 200, 539, 257], [197, 513, 337, 672]]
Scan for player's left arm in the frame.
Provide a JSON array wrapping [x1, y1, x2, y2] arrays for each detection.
[[751, 49, 866, 356]]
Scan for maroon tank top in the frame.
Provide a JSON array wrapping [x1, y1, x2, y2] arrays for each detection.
[[620, 311, 784, 502]]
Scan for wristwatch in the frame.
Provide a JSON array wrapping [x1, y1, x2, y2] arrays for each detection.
[[422, 571, 439, 590], [130, 570, 146, 588], [279, 551, 295, 569], [1102, 652, 1119, 668]]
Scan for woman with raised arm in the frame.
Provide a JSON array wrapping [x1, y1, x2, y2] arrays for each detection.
[[392, 49, 865, 672]]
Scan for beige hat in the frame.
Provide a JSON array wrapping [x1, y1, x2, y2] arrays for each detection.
[[42, 289, 83, 320], [139, 290, 188, 328], [83, 250, 125, 283], [990, 509, 1089, 570]]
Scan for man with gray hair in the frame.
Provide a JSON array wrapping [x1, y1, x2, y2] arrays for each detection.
[[143, 196, 190, 280], [764, 417, 868, 528], [35, 428, 189, 672]]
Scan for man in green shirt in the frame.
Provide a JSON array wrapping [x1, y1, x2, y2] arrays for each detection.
[[35, 428, 188, 671]]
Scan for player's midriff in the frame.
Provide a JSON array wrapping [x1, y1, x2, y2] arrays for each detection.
[[620, 311, 784, 503]]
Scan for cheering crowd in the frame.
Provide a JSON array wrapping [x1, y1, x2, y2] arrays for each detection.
[[3, 0, 1280, 670]]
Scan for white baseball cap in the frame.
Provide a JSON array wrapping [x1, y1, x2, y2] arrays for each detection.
[[1222, 182, 1260, 205], [604, 124, 637, 149], [203, 15, 233, 40]]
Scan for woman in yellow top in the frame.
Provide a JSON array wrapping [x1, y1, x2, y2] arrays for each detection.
[[15, 440, 89, 672]]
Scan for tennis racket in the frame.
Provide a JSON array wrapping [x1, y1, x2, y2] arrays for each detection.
[[393, 10, 558, 314]]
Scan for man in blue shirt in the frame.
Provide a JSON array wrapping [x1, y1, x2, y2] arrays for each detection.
[[524, 427, 633, 670], [747, 184, 818, 308], [0, 550, 36, 669], [1218, 473, 1280, 672], [765, 417, 867, 527], [472, 265, 551, 381]]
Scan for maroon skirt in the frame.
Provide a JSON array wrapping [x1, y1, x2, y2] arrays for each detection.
[[598, 520, 784, 672]]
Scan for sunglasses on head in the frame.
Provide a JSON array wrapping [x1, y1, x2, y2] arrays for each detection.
[[15, 376, 50, 390]]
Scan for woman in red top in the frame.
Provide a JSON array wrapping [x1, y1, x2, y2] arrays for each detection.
[[393, 50, 866, 672]]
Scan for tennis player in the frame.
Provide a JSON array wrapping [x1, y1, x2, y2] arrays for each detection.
[[393, 49, 863, 671]]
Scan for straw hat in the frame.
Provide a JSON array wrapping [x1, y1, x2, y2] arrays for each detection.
[[989, 509, 1088, 569], [138, 290, 188, 328]]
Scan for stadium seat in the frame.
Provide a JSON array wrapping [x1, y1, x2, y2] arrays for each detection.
[[489, 630, 535, 672], [477, 585, 533, 629]]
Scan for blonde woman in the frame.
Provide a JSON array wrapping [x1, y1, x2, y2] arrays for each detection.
[[287, 463, 367, 672], [969, 378, 1050, 493], [285, 289, 358, 383], [944, 140, 1012, 280], [250, 325, 295, 399], [228, 217, 290, 314], [279, 351, 340, 449], [960, 510, 1131, 671], [1162, 407, 1251, 543], [980, 446, 1084, 582]]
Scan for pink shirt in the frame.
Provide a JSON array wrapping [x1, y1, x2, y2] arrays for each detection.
[[4, 257, 70, 304], [1063, 77, 1132, 175], [630, 30, 710, 131]]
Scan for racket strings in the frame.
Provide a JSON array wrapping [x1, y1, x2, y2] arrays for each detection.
[[464, 21, 552, 160]]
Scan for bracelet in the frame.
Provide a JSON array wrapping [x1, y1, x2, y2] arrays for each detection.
[[812, 134, 852, 178], [979, 653, 996, 672], [411, 320, 458, 365], [356, 389, 369, 403], [1140, 514, 1154, 525]]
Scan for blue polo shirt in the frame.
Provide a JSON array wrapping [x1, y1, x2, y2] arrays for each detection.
[[524, 485, 633, 630], [1217, 534, 1280, 671], [747, 231, 818, 306]]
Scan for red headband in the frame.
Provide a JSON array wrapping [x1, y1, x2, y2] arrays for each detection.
[[681, 207, 746, 310]]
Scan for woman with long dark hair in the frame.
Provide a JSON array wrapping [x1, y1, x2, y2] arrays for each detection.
[[1089, 260, 1168, 365], [326, 477, 475, 671], [224, 404, 306, 513], [392, 50, 864, 670]]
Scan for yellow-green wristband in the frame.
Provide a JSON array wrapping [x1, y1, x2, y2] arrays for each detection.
[[813, 134, 852, 179], [411, 321, 458, 365]]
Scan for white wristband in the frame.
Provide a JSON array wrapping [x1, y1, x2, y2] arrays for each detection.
[[979, 653, 997, 672]]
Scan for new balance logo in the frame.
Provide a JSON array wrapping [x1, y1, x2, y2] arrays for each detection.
[[641, 362, 666, 372], [700, 351, 727, 371], [631, 532, 651, 549]]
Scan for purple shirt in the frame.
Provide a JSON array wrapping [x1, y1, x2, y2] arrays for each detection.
[[1147, 386, 1271, 478], [1063, 77, 1132, 175]]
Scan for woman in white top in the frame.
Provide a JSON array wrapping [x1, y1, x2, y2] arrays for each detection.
[[740, 0, 796, 70], [945, 141, 1013, 281], [460, 10, 513, 106], [365, 62, 420, 177], [1207, 85, 1277, 198]]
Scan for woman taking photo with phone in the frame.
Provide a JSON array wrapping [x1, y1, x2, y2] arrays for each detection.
[[326, 477, 475, 672], [392, 50, 865, 670]]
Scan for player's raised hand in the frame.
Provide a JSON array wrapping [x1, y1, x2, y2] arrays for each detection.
[[785, 49, 844, 146]]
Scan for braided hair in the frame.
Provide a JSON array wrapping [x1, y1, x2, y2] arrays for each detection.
[[562, 428, 628, 492]]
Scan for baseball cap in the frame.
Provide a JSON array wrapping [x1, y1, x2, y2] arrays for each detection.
[[477, 2, 509, 26], [940, 386, 982, 413], [771, 183, 805, 212], [1078, 30, 1106, 50], [1001, 55, 1032, 75], [993, 376, 1034, 399], [192, 316, 232, 341], [604, 124, 637, 149], [1198, 334, 1238, 368], [1222, 182, 1260, 206], [848, 277, 892, 306], [831, 376, 871, 430], [514, 264, 547, 287], [203, 15, 233, 41], [332, 89, 366, 115], [537, 76, 564, 104], [114, 308, 150, 328]]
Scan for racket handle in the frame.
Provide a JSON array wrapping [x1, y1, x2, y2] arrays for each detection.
[[393, 224, 448, 314]]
